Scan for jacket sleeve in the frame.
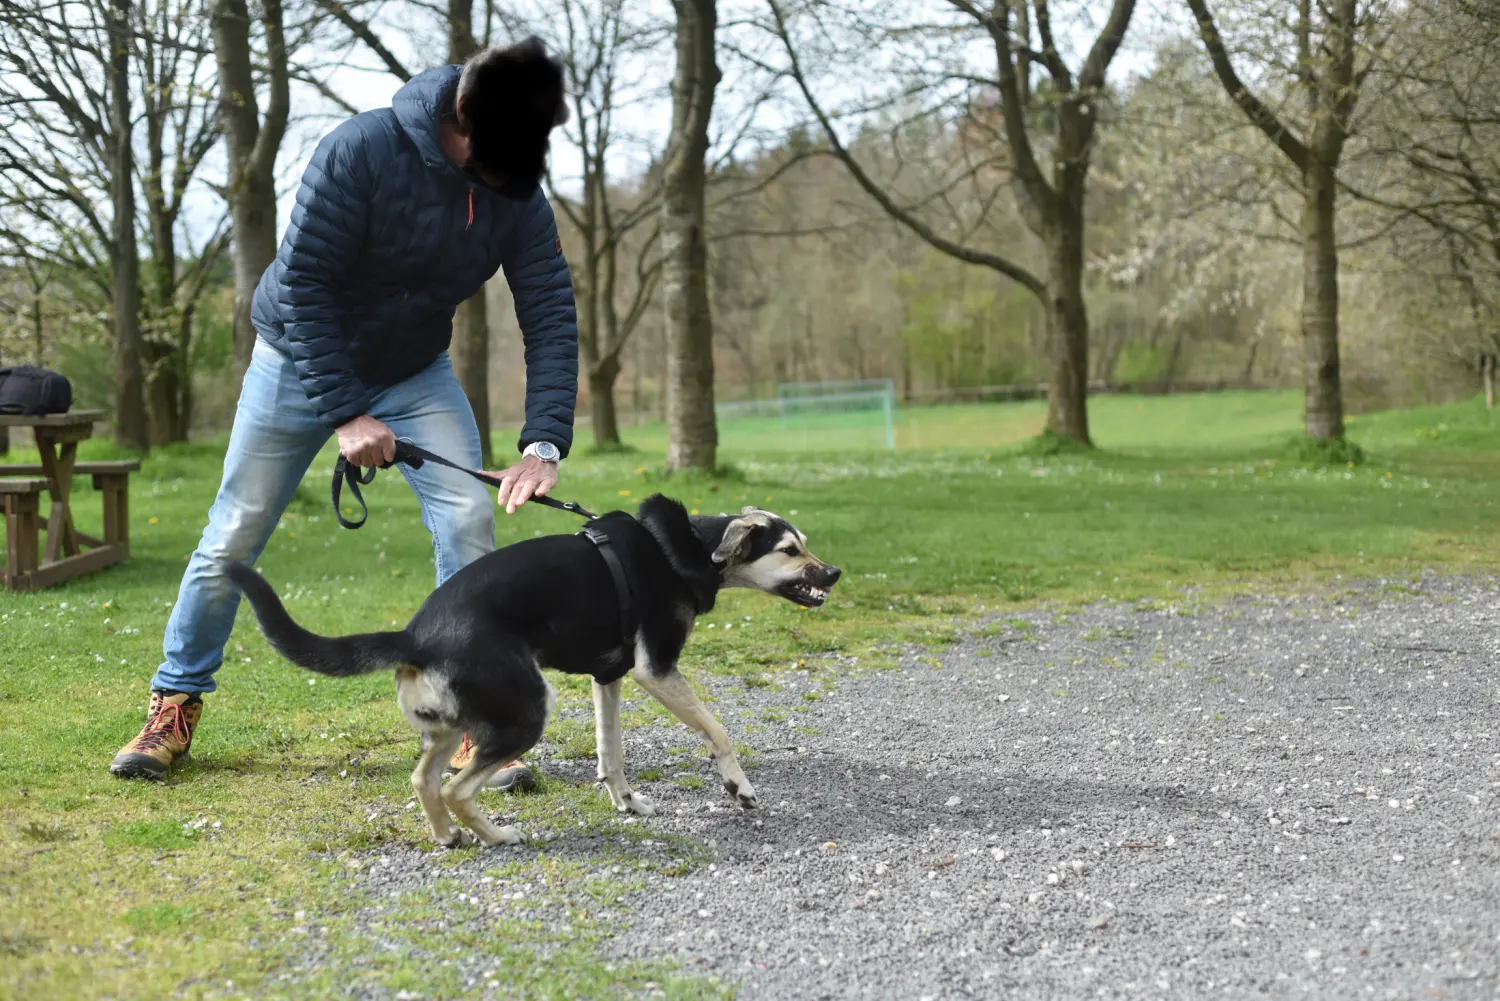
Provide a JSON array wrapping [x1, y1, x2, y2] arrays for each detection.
[[502, 188, 579, 458], [276, 120, 375, 428]]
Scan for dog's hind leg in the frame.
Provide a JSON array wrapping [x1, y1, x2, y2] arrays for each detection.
[[443, 752, 524, 846], [593, 679, 654, 816], [631, 664, 758, 809], [443, 723, 547, 847], [412, 729, 467, 847]]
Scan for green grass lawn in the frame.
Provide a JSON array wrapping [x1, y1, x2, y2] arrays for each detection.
[[4, 390, 1500, 999]]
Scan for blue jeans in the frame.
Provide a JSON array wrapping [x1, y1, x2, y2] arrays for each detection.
[[151, 338, 495, 694]]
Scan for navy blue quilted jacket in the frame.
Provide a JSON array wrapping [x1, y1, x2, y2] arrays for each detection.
[[251, 65, 578, 456]]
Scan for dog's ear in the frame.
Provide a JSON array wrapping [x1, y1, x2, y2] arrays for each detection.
[[712, 513, 768, 565]]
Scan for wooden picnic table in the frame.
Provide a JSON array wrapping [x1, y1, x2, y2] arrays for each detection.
[[0, 410, 138, 591]]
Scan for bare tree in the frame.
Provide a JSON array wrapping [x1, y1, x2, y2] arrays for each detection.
[[1185, 0, 1387, 441], [767, 0, 1137, 445], [140, 0, 227, 442], [504, 0, 666, 449], [0, 0, 150, 445], [662, 0, 721, 470], [3, 0, 233, 446], [446, 0, 494, 466], [1351, 0, 1499, 365], [212, 0, 289, 380]]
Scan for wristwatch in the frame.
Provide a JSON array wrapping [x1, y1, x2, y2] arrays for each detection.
[[522, 441, 560, 463]]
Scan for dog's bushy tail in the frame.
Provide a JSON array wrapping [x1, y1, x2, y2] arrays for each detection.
[[226, 562, 417, 677]]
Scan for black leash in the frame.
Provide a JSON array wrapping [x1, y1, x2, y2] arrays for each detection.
[[332, 439, 597, 530], [331, 439, 635, 647]]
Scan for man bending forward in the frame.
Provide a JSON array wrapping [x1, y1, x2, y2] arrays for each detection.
[[110, 39, 578, 789]]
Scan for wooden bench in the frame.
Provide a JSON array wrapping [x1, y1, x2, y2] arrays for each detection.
[[0, 458, 139, 591]]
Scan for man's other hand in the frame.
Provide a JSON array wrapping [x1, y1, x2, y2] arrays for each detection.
[[335, 415, 397, 469], [490, 455, 559, 514]]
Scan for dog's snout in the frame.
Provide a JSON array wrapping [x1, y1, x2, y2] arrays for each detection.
[[823, 565, 842, 585]]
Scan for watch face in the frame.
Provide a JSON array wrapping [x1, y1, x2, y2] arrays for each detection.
[[534, 442, 559, 461]]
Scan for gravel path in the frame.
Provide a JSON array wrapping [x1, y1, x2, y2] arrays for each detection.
[[347, 575, 1500, 1000]]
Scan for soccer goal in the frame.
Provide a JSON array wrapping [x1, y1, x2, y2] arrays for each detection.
[[714, 379, 896, 451]]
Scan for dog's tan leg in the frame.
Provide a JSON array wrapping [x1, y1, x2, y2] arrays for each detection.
[[593, 679, 654, 816], [631, 665, 758, 809], [443, 759, 522, 846], [412, 730, 467, 847]]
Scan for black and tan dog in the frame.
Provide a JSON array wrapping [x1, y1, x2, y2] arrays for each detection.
[[227, 495, 840, 847]]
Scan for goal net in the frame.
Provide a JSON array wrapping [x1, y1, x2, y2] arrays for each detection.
[[714, 379, 896, 451]]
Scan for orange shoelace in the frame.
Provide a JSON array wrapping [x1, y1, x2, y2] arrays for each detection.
[[135, 700, 193, 752]]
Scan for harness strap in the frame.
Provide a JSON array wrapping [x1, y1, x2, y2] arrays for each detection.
[[580, 523, 636, 649], [331, 439, 597, 530]]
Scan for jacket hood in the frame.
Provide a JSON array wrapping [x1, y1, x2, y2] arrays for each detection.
[[391, 62, 541, 199], [392, 65, 461, 171]]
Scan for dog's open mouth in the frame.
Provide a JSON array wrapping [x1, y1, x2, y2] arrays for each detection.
[[780, 580, 829, 607]]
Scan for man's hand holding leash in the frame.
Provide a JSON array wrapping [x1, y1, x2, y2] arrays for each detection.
[[336, 415, 398, 469], [491, 452, 558, 514]]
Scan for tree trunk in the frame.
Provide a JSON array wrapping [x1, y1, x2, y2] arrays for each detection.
[[178, 302, 196, 435], [445, 0, 491, 465], [145, 356, 183, 446], [1300, 159, 1344, 439], [662, 0, 721, 472], [588, 356, 622, 447], [226, 168, 279, 378], [213, 0, 288, 380], [1240, 334, 1261, 386], [108, 0, 146, 450], [144, 160, 188, 445], [450, 292, 493, 464], [1484, 358, 1496, 410], [32, 291, 43, 365], [1042, 210, 1091, 444]]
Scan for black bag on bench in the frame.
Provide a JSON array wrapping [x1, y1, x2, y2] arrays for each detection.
[[0, 366, 72, 416]]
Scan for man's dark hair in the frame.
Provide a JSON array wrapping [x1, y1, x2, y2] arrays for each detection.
[[457, 37, 568, 187]]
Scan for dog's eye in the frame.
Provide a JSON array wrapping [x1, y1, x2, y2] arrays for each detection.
[[779, 546, 799, 556]]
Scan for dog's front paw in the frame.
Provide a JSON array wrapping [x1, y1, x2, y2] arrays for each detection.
[[436, 828, 474, 849], [492, 824, 523, 845], [620, 790, 656, 817], [724, 778, 758, 810]]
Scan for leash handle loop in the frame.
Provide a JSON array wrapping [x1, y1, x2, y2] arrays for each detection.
[[331, 455, 380, 529]]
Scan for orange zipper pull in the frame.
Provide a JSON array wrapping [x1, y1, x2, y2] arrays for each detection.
[[467, 187, 474, 229]]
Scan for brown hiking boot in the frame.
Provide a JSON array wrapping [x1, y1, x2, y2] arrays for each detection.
[[446, 734, 536, 793], [110, 691, 203, 780]]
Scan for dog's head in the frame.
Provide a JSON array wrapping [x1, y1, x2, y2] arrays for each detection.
[[705, 506, 842, 608]]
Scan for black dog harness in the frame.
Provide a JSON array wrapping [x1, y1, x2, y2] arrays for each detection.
[[331, 440, 635, 647]]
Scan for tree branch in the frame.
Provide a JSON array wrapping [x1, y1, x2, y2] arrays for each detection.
[[766, 0, 1045, 300], [1185, 0, 1310, 171], [314, 0, 411, 81]]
